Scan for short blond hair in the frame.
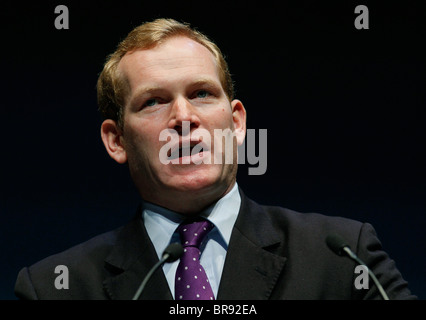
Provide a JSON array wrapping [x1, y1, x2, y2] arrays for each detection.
[[97, 18, 234, 128]]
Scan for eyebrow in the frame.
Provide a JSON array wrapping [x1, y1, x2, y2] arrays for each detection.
[[189, 78, 222, 91], [189, 78, 220, 87], [129, 85, 164, 106], [133, 85, 163, 97], [129, 78, 222, 104]]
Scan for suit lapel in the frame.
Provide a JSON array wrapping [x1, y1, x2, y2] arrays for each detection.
[[102, 209, 172, 300], [217, 190, 287, 300], [102, 191, 287, 300]]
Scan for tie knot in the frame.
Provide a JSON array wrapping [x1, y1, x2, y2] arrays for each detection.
[[177, 219, 213, 248]]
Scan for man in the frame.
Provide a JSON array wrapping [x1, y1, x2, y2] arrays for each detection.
[[14, 18, 416, 300]]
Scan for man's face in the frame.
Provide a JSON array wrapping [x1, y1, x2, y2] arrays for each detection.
[[103, 36, 246, 211]]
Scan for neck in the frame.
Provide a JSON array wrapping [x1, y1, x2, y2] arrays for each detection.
[[142, 180, 236, 216]]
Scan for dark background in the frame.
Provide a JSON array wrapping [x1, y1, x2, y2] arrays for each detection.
[[1, 1, 425, 299]]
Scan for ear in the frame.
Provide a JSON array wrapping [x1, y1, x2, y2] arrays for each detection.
[[231, 99, 247, 146], [100, 119, 127, 164]]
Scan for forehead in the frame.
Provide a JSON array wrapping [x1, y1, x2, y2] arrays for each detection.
[[118, 36, 220, 90]]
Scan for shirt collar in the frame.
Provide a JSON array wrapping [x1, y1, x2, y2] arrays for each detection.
[[142, 183, 241, 258], [200, 183, 241, 246]]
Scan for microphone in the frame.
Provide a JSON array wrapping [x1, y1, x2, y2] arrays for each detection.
[[325, 233, 390, 300], [132, 242, 184, 300]]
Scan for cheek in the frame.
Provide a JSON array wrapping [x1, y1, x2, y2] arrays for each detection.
[[124, 123, 160, 155], [210, 107, 233, 126]]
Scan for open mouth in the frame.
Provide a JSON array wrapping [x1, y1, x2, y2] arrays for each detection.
[[167, 141, 209, 161]]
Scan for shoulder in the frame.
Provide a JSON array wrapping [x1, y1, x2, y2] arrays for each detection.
[[240, 193, 417, 299], [242, 194, 366, 248], [33, 227, 121, 271], [14, 226, 123, 299], [238, 191, 385, 267]]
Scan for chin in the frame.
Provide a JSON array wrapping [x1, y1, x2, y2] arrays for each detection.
[[164, 166, 228, 194]]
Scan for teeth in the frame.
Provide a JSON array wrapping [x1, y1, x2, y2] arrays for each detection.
[[167, 142, 207, 160], [167, 147, 190, 160], [180, 146, 192, 156]]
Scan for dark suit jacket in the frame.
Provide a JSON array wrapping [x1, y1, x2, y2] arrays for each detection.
[[14, 190, 416, 300]]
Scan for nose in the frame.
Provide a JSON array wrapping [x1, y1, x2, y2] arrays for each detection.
[[167, 96, 200, 135]]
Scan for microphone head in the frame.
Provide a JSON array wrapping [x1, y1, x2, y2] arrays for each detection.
[[326, 234, 350, 256], [162, 243, 184, 262]]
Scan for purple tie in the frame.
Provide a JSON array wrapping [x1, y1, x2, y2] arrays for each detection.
[[175, 219, 215, 300]]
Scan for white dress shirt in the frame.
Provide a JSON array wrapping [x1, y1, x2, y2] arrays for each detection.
[[142, 182, 241, 299]]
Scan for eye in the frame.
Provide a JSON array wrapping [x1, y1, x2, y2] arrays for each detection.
[[195, 90, 210, 99], [144, 98, 159, 107]]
